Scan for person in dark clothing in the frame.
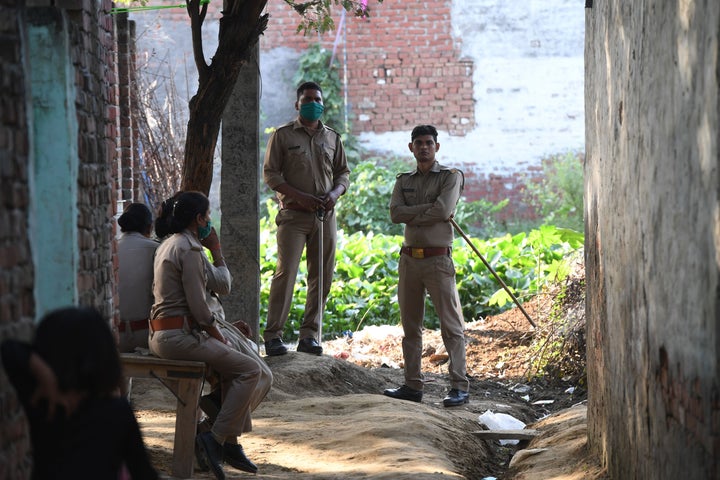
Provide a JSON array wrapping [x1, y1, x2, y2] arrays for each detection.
[[0, 306, 159, 480]]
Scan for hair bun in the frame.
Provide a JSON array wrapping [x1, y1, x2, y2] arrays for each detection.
[[118, 203, 152, 233]]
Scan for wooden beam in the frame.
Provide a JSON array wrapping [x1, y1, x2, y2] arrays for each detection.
[[471, 429, 539, 441]]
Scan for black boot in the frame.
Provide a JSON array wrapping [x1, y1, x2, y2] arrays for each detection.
[[195, 431, 226, 480], [223, 442, 258, 473]]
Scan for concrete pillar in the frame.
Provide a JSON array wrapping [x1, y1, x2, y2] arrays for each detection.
[[585, 1, 720, 478], [220, 44, 261, 343]]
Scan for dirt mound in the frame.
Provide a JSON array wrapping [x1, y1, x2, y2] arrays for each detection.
[[262, 352, 389, 401]]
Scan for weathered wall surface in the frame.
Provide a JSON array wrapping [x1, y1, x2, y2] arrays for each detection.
[[0, 4, 34, 326], [0, 0, 119, 476], [70, 1, 119, 320], [131, 1, 584, 219], [585, 1, 719, 478], [0, 2, 35, 478], [260, 0, 475, 136]]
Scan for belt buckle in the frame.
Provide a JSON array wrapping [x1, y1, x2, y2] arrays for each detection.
[[411, 248, 424, 259]]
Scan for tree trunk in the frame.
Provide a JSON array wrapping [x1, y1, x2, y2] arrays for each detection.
[[181, 0, 268, 195]]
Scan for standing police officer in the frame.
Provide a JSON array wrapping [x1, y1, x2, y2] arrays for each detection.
[[262, 81, 350, 356], [383, 124, 470, 407]]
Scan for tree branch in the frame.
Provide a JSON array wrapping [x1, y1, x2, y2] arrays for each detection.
[[187, 0, 210, 83]]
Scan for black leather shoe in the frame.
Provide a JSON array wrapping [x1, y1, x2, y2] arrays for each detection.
[[194, 436, 209, 472], [195, 431, 226, 480], [383, 385, 422, 403], [265, 338, 288, 356], [443, 388, 470, 407], [223, 443, 258, 474], [297, 337, 323, 355]]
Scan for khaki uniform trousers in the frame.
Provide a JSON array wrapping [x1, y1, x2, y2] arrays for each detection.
[[398, 253, 469, 392], [264, 208, 336, 342], [217, 318, 273, 412], [149, 324, 262, 442]]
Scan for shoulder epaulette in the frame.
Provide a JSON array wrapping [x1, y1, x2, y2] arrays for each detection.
[[440, 166, 465, 192], [396, 171, 413, 178], [323, 124, 340, 136], [275, 120, 295, 131]]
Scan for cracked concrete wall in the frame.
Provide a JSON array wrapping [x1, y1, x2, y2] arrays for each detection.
[[584, 1, 719, 478]]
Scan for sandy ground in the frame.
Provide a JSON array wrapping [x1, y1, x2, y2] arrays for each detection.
[[129, 272, 608, 479], [131, 352, 605, 480]]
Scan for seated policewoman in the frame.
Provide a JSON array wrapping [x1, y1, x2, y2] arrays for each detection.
[[149, 191, 264, 479]]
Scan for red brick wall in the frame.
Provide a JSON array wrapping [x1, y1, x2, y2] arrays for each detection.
[[260, 0, 475, 136], [70, 0, 119, 322], [461, 164, 542, 224], [0, 3, 34, 327], [117, 12, 135, 207], [0, 1, 35, 477], [1, 1, 121, 473]]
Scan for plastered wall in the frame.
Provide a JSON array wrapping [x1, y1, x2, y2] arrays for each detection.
[[584, 1, 719, 477], [260, 0, 475, 136]]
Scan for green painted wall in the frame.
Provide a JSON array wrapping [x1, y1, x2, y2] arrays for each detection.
[[28, 10, 79, 319]]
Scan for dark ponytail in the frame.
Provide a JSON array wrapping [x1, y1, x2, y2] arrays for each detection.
[[155, 191, 208, 238], [155, 193, 181, 239]]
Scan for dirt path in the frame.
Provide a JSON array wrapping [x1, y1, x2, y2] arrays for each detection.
[[131, 351, 602, 479], [131, 262, 606, 479]]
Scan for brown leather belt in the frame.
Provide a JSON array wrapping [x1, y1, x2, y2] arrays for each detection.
[[282, 203, 314, 213], [400, 246, 452, 259], [118, 319, 149, 333], [150, 316, 196, 331]]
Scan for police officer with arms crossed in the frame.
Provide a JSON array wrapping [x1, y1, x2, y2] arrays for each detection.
[[262, 81, 350, 356], [383, 124, 470, 407]]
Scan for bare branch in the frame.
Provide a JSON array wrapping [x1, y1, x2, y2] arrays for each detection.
[[187, 0, 210, 82]]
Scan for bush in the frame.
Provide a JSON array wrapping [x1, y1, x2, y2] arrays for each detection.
[[522, 151, 584, 232], [336, 159, 511, 239], [336, 158, 409, 236], [260, 197, 583, 341]]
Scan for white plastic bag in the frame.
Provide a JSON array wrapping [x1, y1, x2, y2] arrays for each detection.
[[477, 410, 527, 445]]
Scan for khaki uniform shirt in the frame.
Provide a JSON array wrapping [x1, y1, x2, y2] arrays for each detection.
[[118, 232, 158, 321], [203, 255, 231, 321], [263, 118, 350, 206], [150, 230, 215, 327], [389, 161, 464, 247]]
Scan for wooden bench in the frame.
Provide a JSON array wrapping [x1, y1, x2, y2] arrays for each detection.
[[121, 353, 206, 479]]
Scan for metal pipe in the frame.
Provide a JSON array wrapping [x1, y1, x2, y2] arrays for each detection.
[[316, 209, 326, 344], [450, 218, 537, 328]]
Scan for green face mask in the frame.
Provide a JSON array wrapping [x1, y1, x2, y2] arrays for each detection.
[[299, 102, 325, 121], [198, 218, 212, 240]]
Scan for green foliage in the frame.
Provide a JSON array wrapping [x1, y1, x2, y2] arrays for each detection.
[[525, 268, 587, 384], [260, 198, 583, 342], [454, 197, 509, 239], [452, 224, 583, 322], [336, 158, 409, 236], [522, 151, 584, 232], [336, 158, 510, 239], [285, 0, 384, 35]]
